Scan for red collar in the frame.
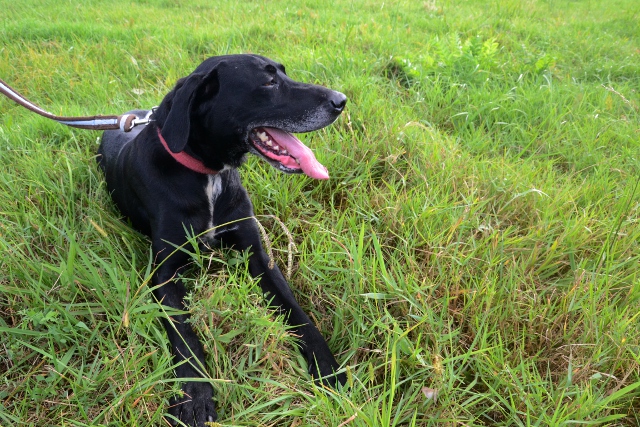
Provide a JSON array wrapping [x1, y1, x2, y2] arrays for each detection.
[[157, 128, 218, 175]]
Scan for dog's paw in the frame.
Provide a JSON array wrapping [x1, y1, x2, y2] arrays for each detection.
[[166, 381, 217, 427], [308, 356, 347, 389]]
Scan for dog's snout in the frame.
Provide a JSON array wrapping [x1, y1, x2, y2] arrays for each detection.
[[330, 92, 347, 112]]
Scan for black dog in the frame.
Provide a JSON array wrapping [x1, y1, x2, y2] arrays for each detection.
[[97, 54, 347, 426]]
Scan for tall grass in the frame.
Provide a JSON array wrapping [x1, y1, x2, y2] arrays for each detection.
[[1, 0, 639, 426]]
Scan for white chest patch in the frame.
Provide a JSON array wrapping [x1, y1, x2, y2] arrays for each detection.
[[204, 174, 222, 237]]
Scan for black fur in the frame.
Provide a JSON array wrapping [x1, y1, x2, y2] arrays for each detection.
[[97, 54, 347, 426]]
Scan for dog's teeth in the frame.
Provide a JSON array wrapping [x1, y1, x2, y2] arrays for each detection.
[[258, 132, 268, 142], [272, 144, 280, 150], [295, 158, 300, 164], [266, 140, 273, 146], [281, 149, 288, 155]]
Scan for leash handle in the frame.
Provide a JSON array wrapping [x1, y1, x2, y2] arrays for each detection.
[[0, 77, 139, 132]]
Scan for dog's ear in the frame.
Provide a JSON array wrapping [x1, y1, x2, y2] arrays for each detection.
[[161, 68, 220, 153]]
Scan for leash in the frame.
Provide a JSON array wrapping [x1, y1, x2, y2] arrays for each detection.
[[0, 78, 151, 132], [0, 77, 217, 174]]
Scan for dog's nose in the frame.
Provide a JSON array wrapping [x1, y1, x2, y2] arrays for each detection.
[[330, 91, 347, 112]]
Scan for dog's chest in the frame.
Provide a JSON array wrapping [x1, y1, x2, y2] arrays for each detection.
[[202, 174, 222, 241], [198, 170, 246, 247]]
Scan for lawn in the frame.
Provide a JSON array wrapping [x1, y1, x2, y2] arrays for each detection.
[[0, 0, 639, 426]]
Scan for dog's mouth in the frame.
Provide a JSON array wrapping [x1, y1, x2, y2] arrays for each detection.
[[249, 127, 329, 180]]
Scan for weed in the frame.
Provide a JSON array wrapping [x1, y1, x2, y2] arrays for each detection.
[[1, 0, 639, 426]]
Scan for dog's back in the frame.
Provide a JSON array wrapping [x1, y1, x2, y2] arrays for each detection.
[[97, 109, 149, 173]]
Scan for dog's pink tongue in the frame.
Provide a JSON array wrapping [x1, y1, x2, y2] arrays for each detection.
[[264, 127, 329, 180]]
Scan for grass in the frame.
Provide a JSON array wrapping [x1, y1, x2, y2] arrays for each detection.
[[1, 0, 639, 425]]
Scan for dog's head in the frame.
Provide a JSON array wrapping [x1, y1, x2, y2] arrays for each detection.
[[153, 54, 346, 179]]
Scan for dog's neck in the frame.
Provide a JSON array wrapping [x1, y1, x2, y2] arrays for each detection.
[[156, 128, 219, 175]]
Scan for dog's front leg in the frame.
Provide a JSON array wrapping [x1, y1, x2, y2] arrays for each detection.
[[152, 237, 217, 426], [222, 220, 346, 388]]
